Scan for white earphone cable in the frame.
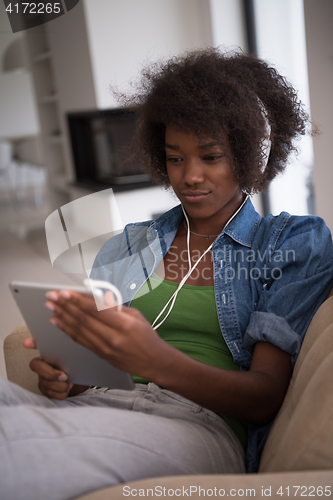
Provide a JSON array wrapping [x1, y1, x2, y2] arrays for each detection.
[[151, 240, 213, 329], [152, 196, 248, 330], [182, 205, 192, 274], [151, 195, 249, 330]]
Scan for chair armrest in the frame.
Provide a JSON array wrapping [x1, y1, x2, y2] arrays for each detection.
[[3, 321, 41, 394]]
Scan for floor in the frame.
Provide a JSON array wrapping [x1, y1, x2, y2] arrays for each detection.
[[0, 187, 75, 379]]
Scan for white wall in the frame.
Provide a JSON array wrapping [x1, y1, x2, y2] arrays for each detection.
[[208, 0, 265, 215], [114, 186, 178, 226], [79, 0, 265, 221], [46, 2, 97, 113], [254, 0, 312, 216], [77, 0, 213, 220], [44, 1, 98, 182], [304, 0, 333, 233], [0, 1, 39, 138], [209, 0, 247, 51], [83, 0, 213, 108]]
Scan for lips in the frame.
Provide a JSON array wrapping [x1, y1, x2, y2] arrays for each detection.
[[180, 191, 211, 203]]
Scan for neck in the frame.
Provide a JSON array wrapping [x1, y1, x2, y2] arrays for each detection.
[[184, 193, 247, 237]]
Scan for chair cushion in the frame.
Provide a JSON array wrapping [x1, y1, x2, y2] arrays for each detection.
[[75, 470, 333, 500], [293, 297, 333, 376], [3, 321, 41, 394], [259, 321, 333, 472]]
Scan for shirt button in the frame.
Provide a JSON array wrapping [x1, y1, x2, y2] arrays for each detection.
[[130, 283, 136, 290]]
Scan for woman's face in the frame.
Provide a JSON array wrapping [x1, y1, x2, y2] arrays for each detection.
[[165, 127, 243, 225]]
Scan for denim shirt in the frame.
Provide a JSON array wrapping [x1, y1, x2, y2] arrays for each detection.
[[91, 197, 333, 472]]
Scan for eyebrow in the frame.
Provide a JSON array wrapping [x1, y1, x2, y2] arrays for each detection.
[[165, 141, 222, 151]]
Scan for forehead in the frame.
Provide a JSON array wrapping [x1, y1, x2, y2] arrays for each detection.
[[165, 126, 226, 149]]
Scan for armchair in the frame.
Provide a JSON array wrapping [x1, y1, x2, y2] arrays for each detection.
[[4, 288, 333, 499]]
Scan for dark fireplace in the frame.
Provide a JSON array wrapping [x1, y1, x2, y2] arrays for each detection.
[[67, 108, 153, 192]]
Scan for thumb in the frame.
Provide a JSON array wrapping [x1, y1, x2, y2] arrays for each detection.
[[104, 290, 117, 308], [23, 337, 37, 349]]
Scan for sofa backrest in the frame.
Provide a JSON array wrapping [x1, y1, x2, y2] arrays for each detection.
[[259, 294, 333, 472]]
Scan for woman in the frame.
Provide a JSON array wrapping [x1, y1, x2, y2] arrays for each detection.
[[2, 48, 333, 499]]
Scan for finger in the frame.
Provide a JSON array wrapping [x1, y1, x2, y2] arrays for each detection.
[[46, 291, 143, 358], [52, 289, 128, 331], [46, 298, 99, 343], [52, 290, 97, 311], [50, 313, 112, 356], [42, 379, 73, 394], [46, 293, 119, 345], [48, 292, 144, 347], [46, 290, 108, 328], [48, 293, 126, 359], [103, 290, 117, 308], [46, 290, 98, 318], [29, 357, 69, 382], [42, 388, 71, 401], [23, 337, 37, 349]]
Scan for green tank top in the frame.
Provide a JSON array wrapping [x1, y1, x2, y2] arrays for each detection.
[[130, 273, 248, 449]]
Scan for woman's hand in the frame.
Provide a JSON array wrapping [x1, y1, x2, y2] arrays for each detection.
[[44, 289, 169, 382], [23, 338, 87, 399], [23, 336, 73, 399]]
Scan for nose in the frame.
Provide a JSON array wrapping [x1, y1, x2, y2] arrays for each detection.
[[182, 158, 204, 185]]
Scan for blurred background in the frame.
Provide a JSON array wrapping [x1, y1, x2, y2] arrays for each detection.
[[0, 0, 332, 378]]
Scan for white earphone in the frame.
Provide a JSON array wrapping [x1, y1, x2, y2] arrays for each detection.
[[151, 196, 248, 330]]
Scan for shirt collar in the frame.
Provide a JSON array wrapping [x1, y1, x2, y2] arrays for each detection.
[[219, 197, 262, 248], [151, 197, 262, 249]]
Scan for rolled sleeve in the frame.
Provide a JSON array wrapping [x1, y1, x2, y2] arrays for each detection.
[[244, 311, 302, 366], [242, 215, 333, 366]]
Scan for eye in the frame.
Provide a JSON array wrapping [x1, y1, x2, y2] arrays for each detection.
[[166, 156, 182, 163], [203, 154, 224, 162]]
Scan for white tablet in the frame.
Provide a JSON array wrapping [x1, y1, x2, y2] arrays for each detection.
[[9, 281, 135, 390]]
